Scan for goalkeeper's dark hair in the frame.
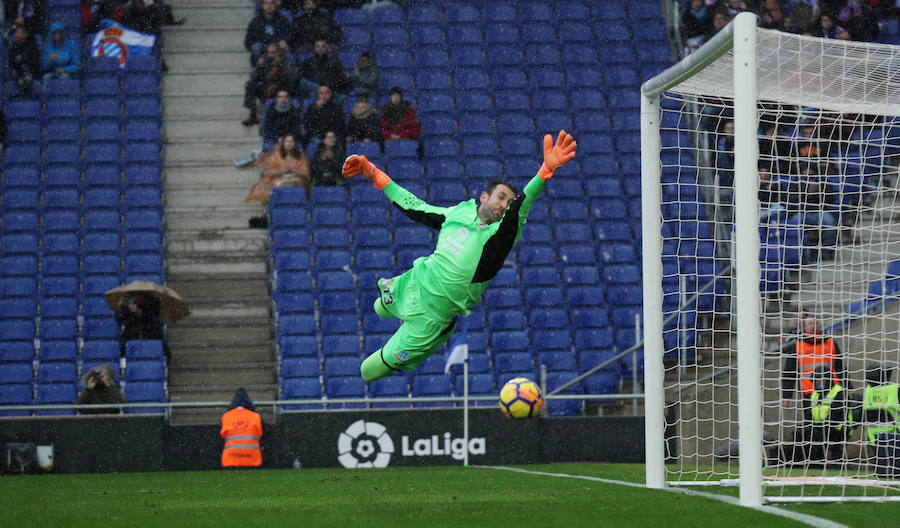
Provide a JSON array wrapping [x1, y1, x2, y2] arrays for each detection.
[[485, 180, 518, 197]]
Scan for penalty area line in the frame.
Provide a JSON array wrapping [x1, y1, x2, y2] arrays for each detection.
[[474, 466, 848, 528]]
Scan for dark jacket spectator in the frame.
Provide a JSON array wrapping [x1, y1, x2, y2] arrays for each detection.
[[289, 0, 342, 52], [303, 85, 346, 142], [299, 39, 350, 95], [262, 90, 304, 146], [244, 0, 291, 63], [41, 22, 81, 80], [76, 364, 127, 414], [6, 1, 46, 38], [836, 0, 879, 41], [346, 98, 381, 143], [243, 43, 300, 125], [380, 87, 420, 141], [681, 0, 712, 45], [8, 24, 41, 94], [122, 0, 165, 36], [84, 0, 123, 32], [349, 52, 379, 100], [815, 14, 851, 40], [115, 294, 169, 358], [310, 131, 346, 187], [758, 0, 788, 30]]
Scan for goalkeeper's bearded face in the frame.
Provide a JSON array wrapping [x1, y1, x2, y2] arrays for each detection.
[[478, 184, 516, 224]]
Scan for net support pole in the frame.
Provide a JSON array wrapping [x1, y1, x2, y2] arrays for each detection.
[[732, 11, 764, 508], [463, 357, 469, 467], [640, 89, 666, 490]]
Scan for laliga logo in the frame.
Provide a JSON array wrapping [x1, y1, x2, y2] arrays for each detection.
[[338, 420, 486, 467], [338, 420, 394, 468]]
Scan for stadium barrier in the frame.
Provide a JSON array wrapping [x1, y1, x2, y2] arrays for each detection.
[[0, 407, 644, 473]]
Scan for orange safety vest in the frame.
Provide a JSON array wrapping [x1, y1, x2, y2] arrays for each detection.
[[220, 407, 263, 467], [796, 337, 839, 395]]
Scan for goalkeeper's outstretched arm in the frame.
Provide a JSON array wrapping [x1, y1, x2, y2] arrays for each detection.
[[342, 154, 452, 229]]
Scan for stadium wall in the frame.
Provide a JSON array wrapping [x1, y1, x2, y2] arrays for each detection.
[[0, 411, 643, 473]]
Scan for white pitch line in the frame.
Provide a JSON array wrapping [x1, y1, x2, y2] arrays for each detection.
[[476, 466, 849, 528]]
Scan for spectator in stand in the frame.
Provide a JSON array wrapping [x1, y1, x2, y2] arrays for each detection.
[[723, 0, 751, 17], [289, 0, 342, 54], [758, 0, 788, 30], [115, 294, 171, 358], [83, 0, 123, 32], [758, 164, 788, 220], [346, 97, 382, 144], [41, 22, 80, 81], [715, 119, 735, 187], [75, 364, 126, 414], [310, 131, 345, 187], [244, 0, 290, 67], [349, 51, 379, 101], [303, 84, 345, 145], [681, 0, 713, 50], [261, 89, 304, 149], [759, 119, 791, 174], [243, 42, 299, 126], [381, 87, 420, 141], [705, 10, 731, 40], [5, 1, 45, 38], [790, 0, 821, 32], [246, 135, 310, 225], [123, 0, 165, 36], [298, 38, 350, 102], [815, 13, 851, 39], [784, 163, 839, 260], [8, 23, 40, 94], [836, 0, 879, 41]]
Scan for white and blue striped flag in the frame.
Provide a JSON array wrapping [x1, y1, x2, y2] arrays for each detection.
[[91, 20, 156, 67], [444, 327, 468, 374]]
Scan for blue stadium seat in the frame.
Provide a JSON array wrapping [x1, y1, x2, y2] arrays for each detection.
[[1, 276, 37, 298], [281, 357, 319, 379], [529, 308, 567, 329], [7, 120, 41, 143], [491, 331, 529, 353], [521, 266, 558, 286], [38, 361, 77, 384], [368, 375, 409, 408], [324, 356, 359, 377], [40, 276, 79, 298], [493, 351, 533, 374], [82, 275, 121, 298], [270, 206, 307, 229], [35, 383, 77, 415], [525, 287, 564, 307], [39, 297, 77, 319], [280, 335, 318, 358], [0, 383, 32, 416], [81, 340, 120, 363], [277, 292, 315, 314], [123, 381, 166, 414], [384, 140, 419, 159], [125, 143, 161, 164], [2, 212, 38, 232], [320, 313, 358, 335], [84, 96, 121, 121], [454, 373, 495, 404], [4, 145, 41, 165], [2, 362, 33, 384], [125, 340, 164, 360], [570, 307, 609, 329], [271, 229, 310, 251], [444, 4, 481, 23], [545, 370, 582, 416], [312, 227, 350, 248], [124, 164, 161, 187], [274, 250, 311, 272], [317, 271, 355, 291], [565, 285, 605, 307], [312, 205, 348, 226], [319, 290, 355, 312], [417, 91, 454, 112], [0, 299, 34, 319], [362, 313, 400, 334], [126, 360, 165, 382], [276, 271, 313, 295], [0, 341, 35, 363], [412, 374, 452, 407], [124, 187, 162, 210], [488, 310, 525, 330], [482, 288, 521, 308], [125, 254, 163, 276], [282, 377, 323, 409]]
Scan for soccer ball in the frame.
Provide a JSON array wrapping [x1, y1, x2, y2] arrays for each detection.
[[498, 377, 543, 419]]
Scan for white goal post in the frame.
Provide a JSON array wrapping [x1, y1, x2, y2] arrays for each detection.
[[642, 12, 900, 505]]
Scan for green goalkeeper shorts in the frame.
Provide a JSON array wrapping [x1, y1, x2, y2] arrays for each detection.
[[375, 271, 457, 372]]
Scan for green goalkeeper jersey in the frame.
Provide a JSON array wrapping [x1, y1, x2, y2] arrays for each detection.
[[382, 174, 546, 317]]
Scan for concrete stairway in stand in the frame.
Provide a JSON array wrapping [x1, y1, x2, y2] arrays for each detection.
[[162, 0, 276, 425]]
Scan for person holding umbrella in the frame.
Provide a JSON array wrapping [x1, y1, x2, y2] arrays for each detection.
[[106, 280, 190, 359], [114, 294, 170, 358]]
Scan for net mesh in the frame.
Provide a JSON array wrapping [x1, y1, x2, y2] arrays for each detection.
[[654, 27, 900, 501]]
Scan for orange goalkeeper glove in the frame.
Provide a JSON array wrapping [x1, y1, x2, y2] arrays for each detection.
[[537, 130, 577, 181], [342, 155, 392, 190]]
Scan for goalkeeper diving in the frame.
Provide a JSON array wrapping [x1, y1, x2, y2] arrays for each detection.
[[342, 130, 577, 381]]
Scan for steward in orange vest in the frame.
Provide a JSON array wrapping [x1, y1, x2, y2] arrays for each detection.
[[220, 388, 263, 468], [782, 317, 845, 399]]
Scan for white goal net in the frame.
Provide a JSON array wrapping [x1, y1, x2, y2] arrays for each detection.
[[642, 13, 900, 504]]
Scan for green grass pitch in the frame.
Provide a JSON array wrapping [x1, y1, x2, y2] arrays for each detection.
[[2, 463, 898, 527]]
